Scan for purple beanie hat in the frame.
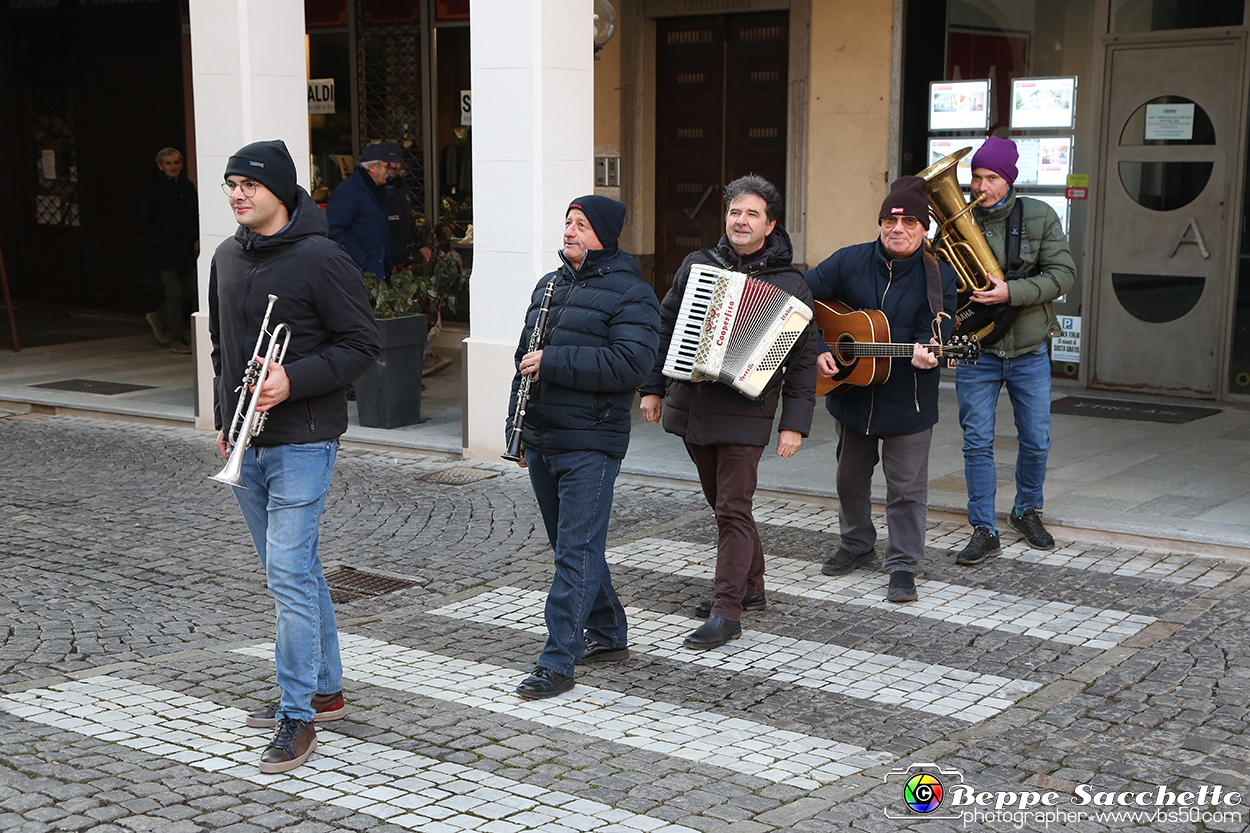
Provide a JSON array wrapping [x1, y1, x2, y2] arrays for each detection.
[[970, 136, 1019, 185]]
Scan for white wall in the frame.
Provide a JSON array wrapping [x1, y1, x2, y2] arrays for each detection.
[[188, 0, 310, 431], [464, 0, 595, 459]]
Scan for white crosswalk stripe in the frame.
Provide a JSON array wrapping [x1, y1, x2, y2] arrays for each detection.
[[608, 538, 1157, 649], [752, 497, 1240, 587], [427, 587, 1041, 723], [0, 676, 698, 833], [232, 634, 884, 789]]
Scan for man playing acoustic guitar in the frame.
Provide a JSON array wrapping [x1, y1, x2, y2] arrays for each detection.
[[804, 176, 958, 602]]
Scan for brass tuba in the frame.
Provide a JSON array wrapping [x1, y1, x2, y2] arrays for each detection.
[[917, 147, 1017, 345]]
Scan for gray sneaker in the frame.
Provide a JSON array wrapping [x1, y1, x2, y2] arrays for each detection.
[[955, 527, 1001, 567]]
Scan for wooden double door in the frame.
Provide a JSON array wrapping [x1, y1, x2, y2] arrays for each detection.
[[654, 11, 789, 300]]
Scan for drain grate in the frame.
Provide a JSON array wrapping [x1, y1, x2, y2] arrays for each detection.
[[324, 567, 422, 604], [30, 379, 157, 395], [419, 466, 501, 486]]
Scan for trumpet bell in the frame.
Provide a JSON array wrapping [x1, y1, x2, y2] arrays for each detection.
[[209, 445, 248, 488]]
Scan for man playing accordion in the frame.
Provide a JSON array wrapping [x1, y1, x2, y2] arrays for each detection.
[[640, 174, 817, 650]]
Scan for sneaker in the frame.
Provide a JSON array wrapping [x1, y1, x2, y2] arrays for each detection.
[[955, 527, 1001, 567], [1009, 508, 1055, 549], [820, 547, 875, 576], [259, 717, 316, 774], [168, 337, 193, 354], [246, 691, 347, 728], [886, 570, 917, 603], [145, 312, 173, 344]]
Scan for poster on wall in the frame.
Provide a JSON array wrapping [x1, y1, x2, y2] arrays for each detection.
[[1145, 103, 1195, 140], [928, 80, 991, 131], [1010, 77, 1077, 130], [927, 138, 986, 186], [1014, 137, 1072, 186]]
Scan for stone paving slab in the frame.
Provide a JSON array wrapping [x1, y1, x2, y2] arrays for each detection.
[[2, 412, 1250, 832]]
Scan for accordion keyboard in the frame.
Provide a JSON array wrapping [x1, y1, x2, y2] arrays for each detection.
[[661, 264, 722, 381]]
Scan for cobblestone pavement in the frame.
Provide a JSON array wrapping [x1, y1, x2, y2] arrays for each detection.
[[2, 412, 1249, 833]]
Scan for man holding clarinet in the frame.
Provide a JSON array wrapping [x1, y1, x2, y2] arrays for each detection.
[[505, 195, 660, 699]]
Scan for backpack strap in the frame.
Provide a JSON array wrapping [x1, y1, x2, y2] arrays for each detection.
[[1005, 198, 1026, 277]]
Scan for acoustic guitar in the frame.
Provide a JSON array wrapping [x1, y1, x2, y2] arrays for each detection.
[[812, 299, 981, 396]]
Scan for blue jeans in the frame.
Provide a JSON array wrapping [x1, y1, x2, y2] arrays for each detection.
[[956, 343, 1052, 532], [525, 447, 627, 678], [233, 440, 342, 722]]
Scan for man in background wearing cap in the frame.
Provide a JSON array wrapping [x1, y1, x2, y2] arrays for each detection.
[[804, 176, 958, 602], [326, 141, 403, 281], [953, 137, 1076, 567], [639, 174, 816, 649], [210, 139, 380, 772], [506, 195, 659, 699]]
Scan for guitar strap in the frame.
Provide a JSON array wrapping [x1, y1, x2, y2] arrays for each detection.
[[921, 250, 944, 322]]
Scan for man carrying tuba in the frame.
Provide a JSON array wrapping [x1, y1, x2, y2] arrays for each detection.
[[952, 137, 1076, 566], [210, 140, 379, 773]]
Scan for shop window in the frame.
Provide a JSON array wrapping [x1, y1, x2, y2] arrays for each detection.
[[1110, 0, 1244, 32]]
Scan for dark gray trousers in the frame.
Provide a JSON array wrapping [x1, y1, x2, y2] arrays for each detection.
[[834, 421, 933, 573]]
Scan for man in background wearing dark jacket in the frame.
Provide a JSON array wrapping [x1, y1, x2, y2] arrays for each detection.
[[136, 147, 199, 353], [805, 176, 958, 603], [506, 195, 660, 700], [326, 141, 401, 280], [639, 175, 816, 650], [209, 140, 380, 773]]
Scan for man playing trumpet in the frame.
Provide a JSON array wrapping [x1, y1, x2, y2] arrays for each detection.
[[209, 139, 379, 773]]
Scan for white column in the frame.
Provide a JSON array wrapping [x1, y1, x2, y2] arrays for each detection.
[[187, 0, 310, 431], [463, 0, 594, 460]]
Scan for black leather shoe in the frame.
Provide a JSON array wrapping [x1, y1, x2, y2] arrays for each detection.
[[955, 527, 1001, 567], [820, 547, 875, 576], [886, 570, 917, 603], [515, 667, 575, 699], [694, 591, 766, 619], [578, 638, 629, 664], [683, 615, 742, 650]]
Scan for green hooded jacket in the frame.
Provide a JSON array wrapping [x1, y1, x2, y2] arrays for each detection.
[[972, 191, 1076, 359]]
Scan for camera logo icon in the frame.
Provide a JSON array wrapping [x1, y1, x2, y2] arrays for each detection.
[[883, 763, 964, 820]]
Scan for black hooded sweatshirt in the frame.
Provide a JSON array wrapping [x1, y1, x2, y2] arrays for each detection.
[[209, 187, 381, 446]]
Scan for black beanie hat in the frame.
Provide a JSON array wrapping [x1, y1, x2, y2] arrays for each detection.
[[567, 195, 627, 250], [224, 139, 299, 213], [879, 175, 929, 222]]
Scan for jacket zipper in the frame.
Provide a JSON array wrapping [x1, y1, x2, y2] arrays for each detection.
[[866, 259, 896, 433]]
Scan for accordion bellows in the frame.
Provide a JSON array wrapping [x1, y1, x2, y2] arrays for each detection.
[[663, 264, 813, 400]]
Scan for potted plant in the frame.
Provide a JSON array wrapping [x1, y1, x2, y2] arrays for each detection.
[[354, 271, 428, 429], [412, 221, 471, 344]]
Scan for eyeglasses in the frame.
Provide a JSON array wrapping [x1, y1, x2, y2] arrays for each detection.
[[880, 215, 922, 229], [221, 179, 260, 198]]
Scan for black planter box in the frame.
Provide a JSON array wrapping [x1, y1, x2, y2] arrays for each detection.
[[354, 313, 427, 429]]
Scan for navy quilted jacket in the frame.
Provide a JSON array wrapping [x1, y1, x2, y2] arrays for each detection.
[[507, 247, 661, 459]]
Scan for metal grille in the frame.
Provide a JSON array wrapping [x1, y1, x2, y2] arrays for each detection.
[[419, 466, 501, 486], [324, 566, 422, 604], [355, 0, 425, 217], [30, 379, 156, 395], [29, 84, 80, 227]]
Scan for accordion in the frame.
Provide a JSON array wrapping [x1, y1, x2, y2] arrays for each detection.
[[662, 264, 813, 400]]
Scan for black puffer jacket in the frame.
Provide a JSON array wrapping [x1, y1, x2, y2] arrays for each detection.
[[507, 247, 661, 460], [804, 239, 957, 437], [209, 188, 381, 446], [639, 226, 817, 447]]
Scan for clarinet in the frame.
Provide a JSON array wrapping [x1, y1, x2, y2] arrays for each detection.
[[502, 276, 558, 462]]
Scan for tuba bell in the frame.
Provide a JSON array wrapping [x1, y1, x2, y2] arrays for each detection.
[[917, 147, 1018, 346]]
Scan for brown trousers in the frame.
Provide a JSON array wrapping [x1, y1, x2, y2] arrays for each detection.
[[684, 442, 766, 621]]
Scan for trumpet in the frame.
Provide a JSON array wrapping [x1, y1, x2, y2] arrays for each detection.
[[210, 294, 292, 487]]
